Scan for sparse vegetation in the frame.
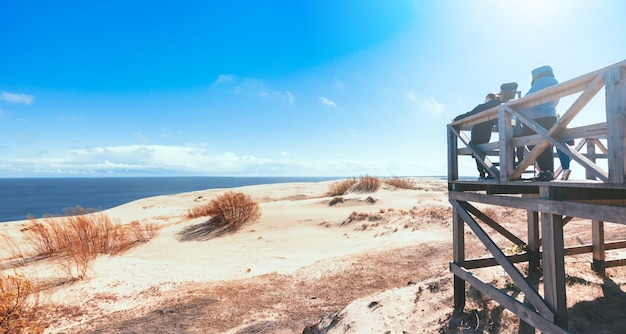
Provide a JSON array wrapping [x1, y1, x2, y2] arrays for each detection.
[[326, 175, 382, 196], [326, 178, 358, 196], [19, 207, 158, 280], [188, 191, 261, 232], [352, 175, 381, 193], [0, 270, 41, 333], [384, 177, 417, 190]]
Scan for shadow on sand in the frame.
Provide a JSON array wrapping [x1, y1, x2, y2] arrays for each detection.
[[176, 217, 236, 241], [567, 275, 626, 333]]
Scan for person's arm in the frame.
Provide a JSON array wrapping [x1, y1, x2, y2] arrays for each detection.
[[454, 99, 501, 121]]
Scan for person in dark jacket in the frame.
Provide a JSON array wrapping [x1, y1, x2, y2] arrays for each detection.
[[519, 65, 559, 181], [454, 93, 502, 179]]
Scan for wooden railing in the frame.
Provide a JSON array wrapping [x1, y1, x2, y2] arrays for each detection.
[[448, 59, 626, 183]]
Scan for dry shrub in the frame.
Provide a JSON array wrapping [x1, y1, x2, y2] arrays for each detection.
[[187, 204, 213, 219], [384, 177, 417, 190], [0, 234, 30, 267], [191, 192, 261, 232], [326, 178, 358, 196], [414, 206, 453, 222], [351, 175, 381, 193], [129, 221, 159, 243], [344, 211, 383, 224], [0, 270, 42, 333], [21, 207, 157, 281]]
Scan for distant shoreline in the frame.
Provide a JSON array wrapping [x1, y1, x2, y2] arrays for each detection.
[[0, 176, 345, 223]]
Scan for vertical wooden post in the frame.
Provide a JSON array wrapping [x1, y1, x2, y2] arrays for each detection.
[[452, 202, 466, 310], [586, 140, 597, 180], [605, 66, 626, 183], [448, 125, 459, 182], [520, 200, 540, 334], [498, 107, 514, 181], [592, 220, 606, 276], [539, 186, 568, 328]]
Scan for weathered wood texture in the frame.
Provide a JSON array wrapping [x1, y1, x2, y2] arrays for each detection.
[[448, 60, 626, 334]]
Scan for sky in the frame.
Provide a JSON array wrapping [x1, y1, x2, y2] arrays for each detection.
[[1, 0, 625, 177]]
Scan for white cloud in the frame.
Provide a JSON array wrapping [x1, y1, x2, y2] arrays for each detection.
[[285, 91, 294, 105], [0, 91, 35, 105], [405, 92, 417, 101], [213, 74, 237, 86], [319, 96, 337, 108], [213, 76, 294, 104], [334, 78, 345, 90], [420, 96, 445, 114], [0, 144, 447, 177]]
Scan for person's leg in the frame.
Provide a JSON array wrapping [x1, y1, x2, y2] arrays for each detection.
[[471, 122, 493, 178], [534, 116, 557, 172], [557, 148, 570, 170]]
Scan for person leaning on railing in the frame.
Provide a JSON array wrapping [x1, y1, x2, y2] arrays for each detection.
[[519, 65, 559, 181], [454, 93, 503, 179]]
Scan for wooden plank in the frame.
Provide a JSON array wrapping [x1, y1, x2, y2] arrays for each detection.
[[605, 258, 626, 268], [449, 124, 500, 179], [505, 59, 626, 113], [553, 73, 605, 136], [452, 206, 465, 309], [498, 108, 515, 181], [447, 125, 459, 181], [451, 200, 554, 319], [464, 240, 626, 269], [605, 66, 626, 183], [592, 220, 606, 275], [450, 264, 571, 334], [449, 191, 626, 224], [464, 253, 529, 269], [594, 138, 609, 154], [540, 187, 568, 328], [464, 202, 525, 245], [510, 107, 609, 182]]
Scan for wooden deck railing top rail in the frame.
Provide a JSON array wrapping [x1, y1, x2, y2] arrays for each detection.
[[448, 59, 626, 184]]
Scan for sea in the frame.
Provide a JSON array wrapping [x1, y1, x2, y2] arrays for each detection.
[[0, 176, 341, 223]]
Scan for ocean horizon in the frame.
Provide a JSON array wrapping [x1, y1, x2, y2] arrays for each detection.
[[0, 176, 343, 223]]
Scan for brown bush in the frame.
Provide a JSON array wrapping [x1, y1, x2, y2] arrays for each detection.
[[186, 204, 213, 219], [189, 192, 261, 232], [351, 175, 381, 193], [326, 178, 358, 196], [0, 270, 42, 333], [21, 207, 158, 281], [384, 177, 417, 190]]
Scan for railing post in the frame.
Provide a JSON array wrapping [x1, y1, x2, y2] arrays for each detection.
[[447, 125, 459, 181], [585, 140, 597, 180], [592, 220, 606, 276], [540, 186, 568, 328], [605, 65, 626, 183], [498, 107, 514, 181], [452, 202, 466, 309]]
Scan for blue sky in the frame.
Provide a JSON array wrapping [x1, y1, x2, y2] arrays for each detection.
[[1, 0, 625, 177]]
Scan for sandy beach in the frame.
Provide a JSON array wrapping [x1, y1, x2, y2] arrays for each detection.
[[2, 178, 625, 333]]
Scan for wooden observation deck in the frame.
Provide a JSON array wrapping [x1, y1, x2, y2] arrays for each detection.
[[447, 59, 626, 333]]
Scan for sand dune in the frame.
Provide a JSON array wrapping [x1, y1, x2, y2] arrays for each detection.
[[3, 178, 624, 333]]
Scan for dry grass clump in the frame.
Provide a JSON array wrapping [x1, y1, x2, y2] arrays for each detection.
[[326, 178, 358, 196], [0, 270, 42, 333], [18, 207, 158, 280], [187, 191, 261, 232], [384, 177, 417, 190], [326, 175, 382, 196], [352, 175, 381, 193]]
